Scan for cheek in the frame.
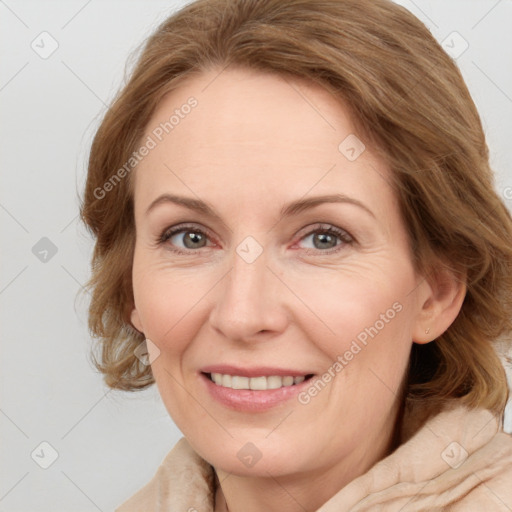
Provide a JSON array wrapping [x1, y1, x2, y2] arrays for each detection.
[[292, 264, 416, 410], [292, 266, 414, 357], [132, 264, 205, 426], [132, 259, 203, 356]]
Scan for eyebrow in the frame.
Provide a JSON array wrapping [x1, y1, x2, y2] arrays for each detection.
[[145, 193, 375, 220]]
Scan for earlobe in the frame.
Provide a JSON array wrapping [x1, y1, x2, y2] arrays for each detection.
[[130, 307, 144, 333], [412, 266, 466, 344]]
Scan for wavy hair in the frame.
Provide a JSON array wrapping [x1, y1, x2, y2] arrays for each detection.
[[80, 0, 512, 424]]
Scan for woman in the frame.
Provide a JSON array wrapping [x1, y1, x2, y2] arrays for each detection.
[[80, 0, 512, 510]]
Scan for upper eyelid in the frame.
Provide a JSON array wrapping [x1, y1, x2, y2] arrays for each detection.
[[161, 223, 214, 240]]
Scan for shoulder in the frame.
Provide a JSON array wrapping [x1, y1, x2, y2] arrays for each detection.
[[317, 405, 512, 511], [447, 430, 512, 511], [115, 437, 215, 512]]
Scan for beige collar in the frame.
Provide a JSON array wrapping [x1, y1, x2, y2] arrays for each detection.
[[116, 405, 512, 511]]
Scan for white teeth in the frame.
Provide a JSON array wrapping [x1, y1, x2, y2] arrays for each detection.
[[209, 373, 309, 390], [283, 376, 294, 386], [249, 376, 267, 390], [267, 376, 282, 389], [231, 376, 249, 389]]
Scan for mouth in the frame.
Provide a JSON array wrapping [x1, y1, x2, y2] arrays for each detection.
[[202, 372, 315, 391], [199, 365, 317, 411]]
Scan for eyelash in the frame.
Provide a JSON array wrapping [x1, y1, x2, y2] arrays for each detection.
[[157, 223, 354, 256]]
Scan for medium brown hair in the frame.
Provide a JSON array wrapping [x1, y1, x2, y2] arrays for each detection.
[[80, 0, 512, 422]]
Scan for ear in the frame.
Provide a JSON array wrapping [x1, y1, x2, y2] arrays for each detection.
[[130, 306, 144, 333], [412, 264, 466, 344]]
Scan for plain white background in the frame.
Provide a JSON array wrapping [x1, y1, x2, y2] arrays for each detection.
[[1, 1, 511, 510]]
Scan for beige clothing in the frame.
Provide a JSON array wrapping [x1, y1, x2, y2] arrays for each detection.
[[116, 405, 512, 511]]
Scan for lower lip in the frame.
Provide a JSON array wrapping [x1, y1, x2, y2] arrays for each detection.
[[200, 373, 314, 412]]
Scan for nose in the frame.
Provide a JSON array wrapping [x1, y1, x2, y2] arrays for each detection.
[[208, 242, 289, 343]]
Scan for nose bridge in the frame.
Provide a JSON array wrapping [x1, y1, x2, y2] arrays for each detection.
[[209, 236, 287, 340], [234, 235, 272, 295]]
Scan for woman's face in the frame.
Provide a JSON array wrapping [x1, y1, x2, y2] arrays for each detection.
[[130, 67, 430, 479]]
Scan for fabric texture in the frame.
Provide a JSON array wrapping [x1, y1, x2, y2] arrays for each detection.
[[116, 405, 512, 511]]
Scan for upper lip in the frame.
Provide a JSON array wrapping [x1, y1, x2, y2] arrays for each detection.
[[200, 365, 314, 378]]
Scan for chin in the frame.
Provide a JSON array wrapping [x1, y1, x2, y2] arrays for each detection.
[[190, 432, 312, 477]]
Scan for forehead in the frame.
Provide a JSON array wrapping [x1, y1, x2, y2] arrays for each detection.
[[143, 67, 356, 159], [133, 67, 393, 218]]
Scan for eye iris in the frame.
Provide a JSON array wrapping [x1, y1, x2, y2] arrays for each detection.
[[314, 232, 337, 249], [184, 231, 206, 249]]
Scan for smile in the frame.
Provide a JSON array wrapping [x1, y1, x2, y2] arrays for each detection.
[[207, 373, 312, 390]]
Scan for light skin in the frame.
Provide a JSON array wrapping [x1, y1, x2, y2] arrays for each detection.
[[130, 66, 466, 512]]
